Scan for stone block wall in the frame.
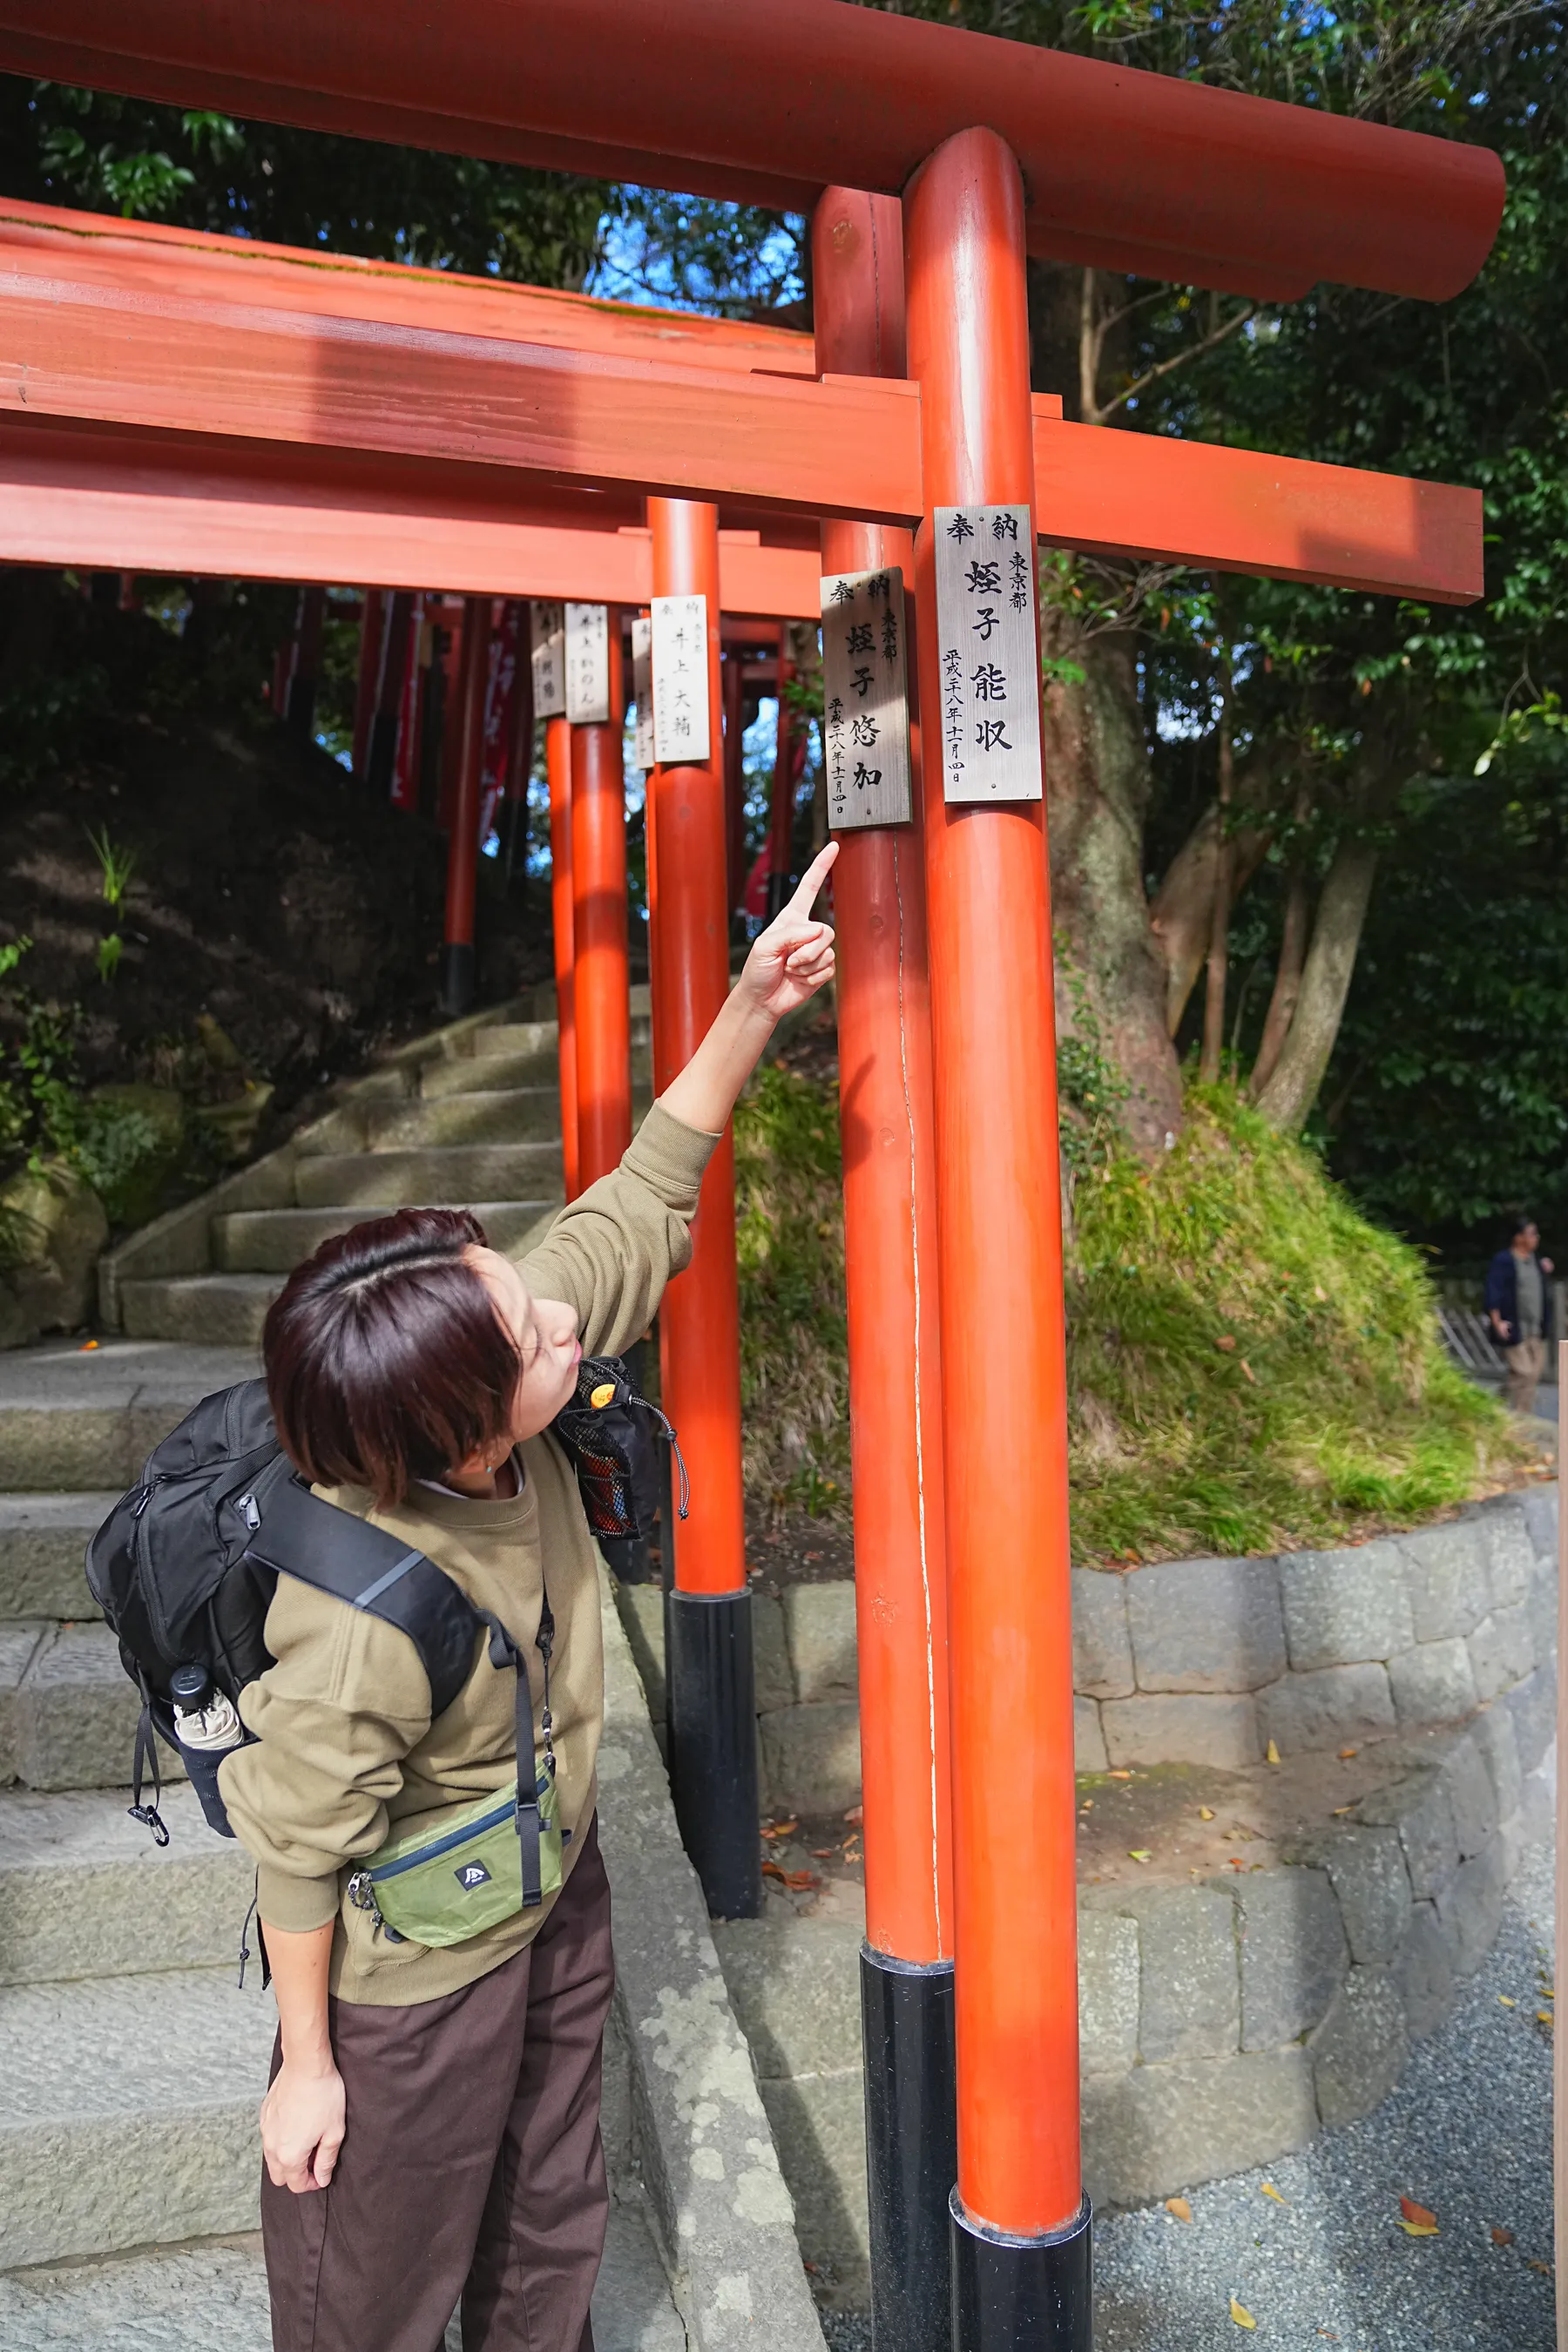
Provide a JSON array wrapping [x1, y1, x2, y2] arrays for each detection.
[[713, 1485, 1557, 1809], [1075, 1486, 1556, 1772]]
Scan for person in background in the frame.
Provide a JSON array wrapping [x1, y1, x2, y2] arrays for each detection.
[[1485, 1213, 1556, 1415]]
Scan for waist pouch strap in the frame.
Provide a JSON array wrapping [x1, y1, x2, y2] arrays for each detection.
[[476, 1589, 556, 1911]]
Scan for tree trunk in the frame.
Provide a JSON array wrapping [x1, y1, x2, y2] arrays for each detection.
[[1252, 835, 1380, 1133], [1248, 863, 1310, 1098], [1044, 628, 1184, 1157], [1198, 644, 1233, 1084]]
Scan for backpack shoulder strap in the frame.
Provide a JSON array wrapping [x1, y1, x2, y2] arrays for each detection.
[[244, 1475, 482, 1720]]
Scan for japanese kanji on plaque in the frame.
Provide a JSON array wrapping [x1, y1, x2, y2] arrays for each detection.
[[630, 615, 654, 770], [650, 593, 710, 763], [931, 504, 1042, 804], [530, 599, 565, 720], [820, 566, 912, 830], [564, 602, 610, 726]]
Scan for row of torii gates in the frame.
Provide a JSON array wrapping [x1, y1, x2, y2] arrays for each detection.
[[0, 5, 1505, 2347]]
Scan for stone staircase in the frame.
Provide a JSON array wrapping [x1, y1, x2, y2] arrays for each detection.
[[0, 996, 679, 2345]]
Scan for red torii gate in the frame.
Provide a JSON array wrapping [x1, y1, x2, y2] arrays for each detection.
[[0, 11, 1502, 2343]]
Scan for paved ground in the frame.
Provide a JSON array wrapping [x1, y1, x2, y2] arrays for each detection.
[[0, 2201, 684, 2352], [824, 1829, 1557, 2352]]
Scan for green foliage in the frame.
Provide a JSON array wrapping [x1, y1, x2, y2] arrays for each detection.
[[85, 824, 137, 909], [733, 1065, 849, 1519], [729, 1064, 1521, 1556], [1056, 939, 1132, 1174], [1066, 1085, 1521, 1560], [3, 82, 611, 288], [0, 662, 113, 789]]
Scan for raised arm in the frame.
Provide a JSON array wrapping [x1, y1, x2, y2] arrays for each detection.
[[519, 844, 838, 1356], [659, 841, 837, 1136]]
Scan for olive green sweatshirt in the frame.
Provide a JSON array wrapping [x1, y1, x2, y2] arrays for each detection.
[[220, 1103, 717, 2006]]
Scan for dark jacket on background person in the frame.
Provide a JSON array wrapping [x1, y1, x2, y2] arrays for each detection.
[[1484, 1247, 1556, 1348]]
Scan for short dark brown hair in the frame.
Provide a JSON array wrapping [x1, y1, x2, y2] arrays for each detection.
[[263, 1207, 519, 1506]]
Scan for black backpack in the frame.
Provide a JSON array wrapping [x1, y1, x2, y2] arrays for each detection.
[[87, 1358, 683, 1848]]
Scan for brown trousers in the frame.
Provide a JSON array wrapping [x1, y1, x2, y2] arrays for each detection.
[[262, 1820, 614, 2352], [1505, 1335, 1548, 1416]]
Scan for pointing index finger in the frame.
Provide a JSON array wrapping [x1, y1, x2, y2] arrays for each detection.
[[787, 839, 839, 919]]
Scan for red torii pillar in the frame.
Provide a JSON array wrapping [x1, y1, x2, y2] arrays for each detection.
[[546, 710, 580, 1200], [646, 494, 759, 1918], [572, 612, 632, 1188], [814, 186, 956, 2352], [907, 132, 1090, 2337], [441, 593, 489, 1015]]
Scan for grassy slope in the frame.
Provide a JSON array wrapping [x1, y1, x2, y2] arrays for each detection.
[[733, 1066, 1526, 1561]]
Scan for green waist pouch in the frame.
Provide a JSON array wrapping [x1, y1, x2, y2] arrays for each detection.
[[347, 1578, 563, 1950], [348, 1761, 564, 1948]]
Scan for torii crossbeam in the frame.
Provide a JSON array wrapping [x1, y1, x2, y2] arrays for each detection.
[[0, 12, 1502, 2348]]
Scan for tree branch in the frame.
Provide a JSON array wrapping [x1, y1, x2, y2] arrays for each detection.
[[1090, 301, 1260, 426]]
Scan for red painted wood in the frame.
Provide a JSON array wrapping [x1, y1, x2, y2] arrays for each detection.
[[0, 270, 923, 525], [572, 616, 632, 1191], [0, 193, 816, 376], [814, 186, 953, 1974], [1034, 414, 1485, 606], [546, 714, 579, 1202], [0, 416, 828, 613], [646, 497, 747, 1599], [0, 3, 1502, 299], [444, 595, 488, 952], [907, 127, 1080, 2239]]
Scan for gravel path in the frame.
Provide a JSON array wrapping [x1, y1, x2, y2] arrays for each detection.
[[825, 1834, 1557, 2352]]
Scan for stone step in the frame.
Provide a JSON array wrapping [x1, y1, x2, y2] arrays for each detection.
[[422, 1044, 558, 1098], [213, 1199, 558, 1274], [0, 1496, 114, 1622], [0, 1963, 279, 2268], [0, 1341, 260, 1493], [468, 1018, 558, 1060], [473, 1015, 652, 1060], [294, 1142, 562, 1209], [0, 1786, 253, 1988], [3, 1624, 159, 1794], [0, 2199, 686, 2350], [119, 1273, 282, 1349], [358, 1086, 564, 1149]]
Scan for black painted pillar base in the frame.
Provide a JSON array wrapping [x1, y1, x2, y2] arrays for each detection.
[[440, 941, 476, 1017], [666, 1588, 760, 1919], [950, 2192, 1092, 2352], [862, 1950, 956, 2352]]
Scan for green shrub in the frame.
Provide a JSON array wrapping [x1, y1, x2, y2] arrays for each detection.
[[733, 1064, 849, 1519], [1065, 1084, 1522, 1561], [730, 1064, 1522, 1558]]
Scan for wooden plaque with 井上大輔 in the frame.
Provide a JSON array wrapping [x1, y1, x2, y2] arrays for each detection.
[[821, 565, 912, 830], [931, 503, 1042, 804]]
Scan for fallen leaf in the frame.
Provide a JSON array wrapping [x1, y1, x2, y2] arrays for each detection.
[[760, 1819, 799, 1841], [811, 1847, 835, 1858], [1498, 1996, 1517, 2008], [1528, 2259, 1553, 2276], [1216, 1334, 1237, 1352], [1542, 1985, 1555, 1999], [1400, 2197, 1438, 2227], [761, 1861, 820, 1891], [1338, 1747, 1359, 1760], [1331, 1805, 1355, 1816], [1538, 2011, 1555, 2027], [1166, 2196, 1192, 2223], [1266, 1740, 1281, 1765], [843, 1805, 863, 1825], [1081, 1799, 1095, 1811], [1199, 1806, 1216, 1821], [1230, 2298, 1256, 2329], [1492, 2227, 1516, 2247], [1109, 1768, 1133, 1780], [1397, 2220, 1440, 2238], [1128, 1848, 1152, 1863], [804, 1551, 823, 1563], [78, 1338, 99, 1351], [1260, 2183, 1287, 2205], [1229, 1856, 1246, 1869]]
